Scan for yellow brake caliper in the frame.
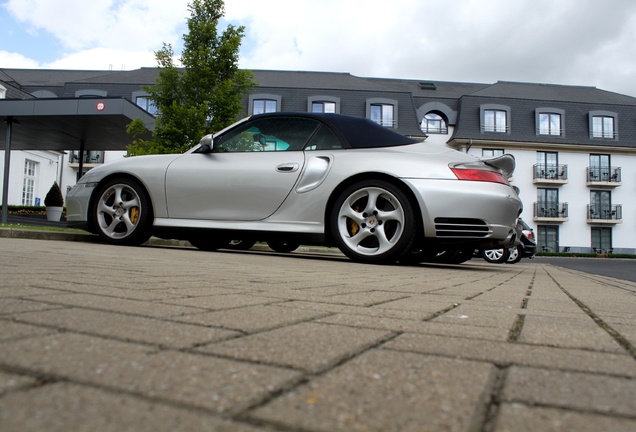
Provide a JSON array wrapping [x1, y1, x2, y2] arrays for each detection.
[[129, 207, 140, 224], [348, 205, 360, 235]]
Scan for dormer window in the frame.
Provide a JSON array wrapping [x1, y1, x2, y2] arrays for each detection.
[[590, 111, 617, 139], [366, 98, 398, 128], [480, 104, 510, 134]]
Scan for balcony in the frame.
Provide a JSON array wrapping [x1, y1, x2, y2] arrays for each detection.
[[68, 150, 104, 168], [533, 164, 568, 185], [587, 204, 622, 224], [533, 202, 568, 223], [587, 167, 621, 187]]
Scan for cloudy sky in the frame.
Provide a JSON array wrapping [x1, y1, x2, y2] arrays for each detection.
[[2, 0, 636, 96]]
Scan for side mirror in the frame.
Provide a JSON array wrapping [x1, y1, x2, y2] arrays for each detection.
[[198, 134, 213, 152]]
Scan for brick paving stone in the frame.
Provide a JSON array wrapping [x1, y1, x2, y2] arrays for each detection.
[[0, 333, 302, 415], [0, 382, 274, 432], [26, 293, 204, 318], [501, 366, 636, 417], [0, 370, 36, 395], [372, 295, 460, 314], [383, 333, 636, 377], [278, 299, 437, 321], [250, 349, 495, 432], [316, 313, 512, 341], [0, 298, 66, 315], [197, 321, 393, 373], [159, 293, 284, 310], [12, 308, 241, 348], [430, 304, 521, 328], [0, 286, 65, 297], [173, 303, 329, 332], [494, 403, 636, 432], [0, 319, 57, 341], [519, 314, 624, 352]]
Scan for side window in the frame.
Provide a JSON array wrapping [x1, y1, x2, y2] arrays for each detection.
[[304, 125, 343, 151], [214, 117, 321, 153]]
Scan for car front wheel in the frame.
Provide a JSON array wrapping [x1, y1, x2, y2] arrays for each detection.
[[92, 178, 153, 245], [331, 180, 416, 264]]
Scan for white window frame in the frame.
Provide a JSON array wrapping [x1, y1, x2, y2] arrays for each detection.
[[366, 98, 398, 128], [22, 160, 37, 206], [590, 111, 617, 139], [249, 94, 281, 115], [480, 104, 510, 134]]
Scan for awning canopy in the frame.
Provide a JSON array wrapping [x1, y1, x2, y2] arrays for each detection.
[[1, 97, 155, 223], [0, 97, 154, 151]]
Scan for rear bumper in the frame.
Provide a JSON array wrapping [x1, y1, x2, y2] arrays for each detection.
[[404, 178, 523, 249]]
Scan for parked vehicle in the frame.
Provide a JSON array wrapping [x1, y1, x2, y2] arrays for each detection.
[[481, 218, 536, 264], [66, 112, 522, 264]]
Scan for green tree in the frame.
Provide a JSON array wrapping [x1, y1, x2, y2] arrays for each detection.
[[128, 0, 254, 155]]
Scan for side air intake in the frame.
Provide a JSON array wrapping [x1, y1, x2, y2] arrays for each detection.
[[434, 218, 491, 238]]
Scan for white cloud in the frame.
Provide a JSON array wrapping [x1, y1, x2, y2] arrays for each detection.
[[0, 50, 39, 68], [4, 0, 189, 53], [43, 47, 158, 70], [3, 0, 636, 96]]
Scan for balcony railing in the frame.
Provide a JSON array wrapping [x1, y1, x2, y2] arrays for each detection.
[[534, 202, 568, 219], [371, 119, 397, 128], [533, 164, 567, 181], [587, 167, 621, 183], [587, 204, 622, 221], [68, 150, 104, 165]]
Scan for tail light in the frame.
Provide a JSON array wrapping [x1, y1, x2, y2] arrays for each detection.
[[450, 168, 509, 185]]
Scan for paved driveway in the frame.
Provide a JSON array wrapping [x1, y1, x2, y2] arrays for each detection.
[[1, 238, 635, 431]]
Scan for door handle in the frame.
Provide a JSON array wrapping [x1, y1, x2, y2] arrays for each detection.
[[276, 163, 300, 173]]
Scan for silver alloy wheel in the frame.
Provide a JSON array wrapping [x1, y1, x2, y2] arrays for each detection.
[[482, 248, 506, 263], [507, 246, 520, 262], [96, 183, 143, 240], [337, 186, 406, 257]]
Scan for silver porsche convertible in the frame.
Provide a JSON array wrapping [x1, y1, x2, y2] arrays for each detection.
[[66, 112, 522, 264]]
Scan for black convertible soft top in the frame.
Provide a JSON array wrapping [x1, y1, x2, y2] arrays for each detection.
[[253, 112, 419, 149]]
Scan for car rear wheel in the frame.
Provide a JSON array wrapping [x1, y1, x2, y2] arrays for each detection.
[[267, 240, 300, 253], [481, 248, 511, 264], [505, 246, 523, 264], [331, 180, 416, 264], [92, 178, 153, 245]]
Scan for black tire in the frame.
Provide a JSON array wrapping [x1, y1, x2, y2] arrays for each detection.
[[267, 239, 300, 253], [226, 239, 257, 250], [92, 177, 153, 246], [189, 234, 231, 251], [481, 248, 511, 264], [398, 247, 439, 265], [331, 179, 416, 264], [506, 246, 523, 264], [445, 249, 474, 264]]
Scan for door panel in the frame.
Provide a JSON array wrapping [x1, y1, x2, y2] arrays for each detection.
[[165, 152, 305, 220]]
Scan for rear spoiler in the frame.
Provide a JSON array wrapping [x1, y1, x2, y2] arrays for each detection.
[[483, 154, 515, 178]]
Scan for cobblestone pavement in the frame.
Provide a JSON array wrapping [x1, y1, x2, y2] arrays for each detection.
[[0, 237, 635, 431]]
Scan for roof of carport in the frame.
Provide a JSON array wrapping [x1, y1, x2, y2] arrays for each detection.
[[0, 97, 154, 151]]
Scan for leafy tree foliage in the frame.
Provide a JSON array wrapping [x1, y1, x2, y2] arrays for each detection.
[[128, 0, 254, 155]]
